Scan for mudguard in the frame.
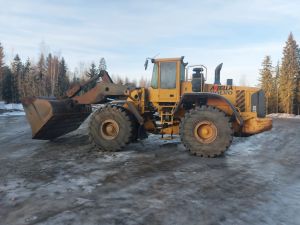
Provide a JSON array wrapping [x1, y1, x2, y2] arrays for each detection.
[[174, 92, 244, 126]]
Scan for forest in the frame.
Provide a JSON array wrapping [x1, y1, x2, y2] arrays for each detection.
[[0, 46, 149, 104], [260, 33, 300, 115], [0, 32, 300, 115]]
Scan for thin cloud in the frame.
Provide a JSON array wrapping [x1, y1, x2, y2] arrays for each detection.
[[0, 0, 298, 85]]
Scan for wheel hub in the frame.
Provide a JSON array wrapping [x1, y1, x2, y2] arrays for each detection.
[[100, 119, 120, 140], [194, 120, 217, 144]]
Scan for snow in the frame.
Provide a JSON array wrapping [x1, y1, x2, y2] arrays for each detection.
[[1, 117, 300, 225], [0, 101, 24, 111], [0, 101, 25, 116], [0, 111, 25, 116], [267, 113, 300, 119]]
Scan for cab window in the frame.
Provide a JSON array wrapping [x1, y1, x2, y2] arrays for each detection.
[[160, 62, 176, 89], [180, 63, 185, 81], [151, 63, 158, 88]]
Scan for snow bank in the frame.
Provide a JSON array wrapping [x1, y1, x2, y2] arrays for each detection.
[[0, 101, 25, 116], [267, 113, 300, 119], [0, 102, 24, 111]]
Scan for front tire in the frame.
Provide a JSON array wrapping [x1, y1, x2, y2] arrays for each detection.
[[88, 105, 136, 151], [180, 106, 233, 157]]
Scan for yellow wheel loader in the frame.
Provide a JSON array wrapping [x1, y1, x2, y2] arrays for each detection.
[[22, 57, 272, 157]]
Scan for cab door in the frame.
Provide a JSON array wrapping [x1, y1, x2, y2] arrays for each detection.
[[158, 61, 180, 102]]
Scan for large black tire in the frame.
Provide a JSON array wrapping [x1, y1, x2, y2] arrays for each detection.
[[180, 105, 233, 157], [88, 105, 137, 151]]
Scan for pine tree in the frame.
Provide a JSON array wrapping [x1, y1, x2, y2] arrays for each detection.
[[259, 56, 274, 114], [99, 57, 107, 71], [0, 42, 4, 100], [2, 66, 13, 103], [11, 54, 22, 102], [279, 33, 300, 114]]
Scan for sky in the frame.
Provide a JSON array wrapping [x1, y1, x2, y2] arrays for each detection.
[[0, 0, 300, 85]]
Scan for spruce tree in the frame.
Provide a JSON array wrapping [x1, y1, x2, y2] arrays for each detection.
[[99, 57, 107, 71], [36, 54, 47, 96], [55, 57, 69, 97], [273, 62, 280, 113], [259, 56, 273, 114], [295, 44, 300, 114], [85, 63, 98, 91], [72, 74, 80, 84], [11, 54, 22, 102], [279, 33, 300, 114], [46, 53, 53, 96], [2, 66, 13, 103], [0, 42, 4, 100], [22, 59, 32, 97]]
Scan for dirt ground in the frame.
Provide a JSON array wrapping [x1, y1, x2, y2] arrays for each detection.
[[0, 116, 300, 225]]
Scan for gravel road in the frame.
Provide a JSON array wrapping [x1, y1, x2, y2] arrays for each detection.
[[0, 116, 299, 225]]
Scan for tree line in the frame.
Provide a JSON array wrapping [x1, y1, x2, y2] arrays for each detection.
[[0, 47, 71, 103], [259, 33, 300, 115], [2, 33, 299, 115], [0, 43, 150, 103]]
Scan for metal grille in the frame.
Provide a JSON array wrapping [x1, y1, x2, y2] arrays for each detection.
[[236, 90, 245, 112]]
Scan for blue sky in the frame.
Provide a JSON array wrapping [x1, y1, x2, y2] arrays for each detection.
[[0, 0, 299, 85]]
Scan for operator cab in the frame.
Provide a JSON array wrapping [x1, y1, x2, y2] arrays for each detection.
[[145, 57, 186, 102], [145, 56, 207, 103], [150, 57, 186, 90]]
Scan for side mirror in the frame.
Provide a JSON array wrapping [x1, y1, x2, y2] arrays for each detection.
[[144, 59, 148, 70]]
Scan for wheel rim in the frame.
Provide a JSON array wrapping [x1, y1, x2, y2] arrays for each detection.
[[100, 119, 120, 140], [194, 120, 217, 144]]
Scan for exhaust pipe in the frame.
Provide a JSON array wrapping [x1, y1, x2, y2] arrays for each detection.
[[227, 79, 233, 86], [214, 63, 223, 85]]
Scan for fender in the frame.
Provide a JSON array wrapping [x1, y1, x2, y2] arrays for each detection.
[[174, 92, 244, 126]]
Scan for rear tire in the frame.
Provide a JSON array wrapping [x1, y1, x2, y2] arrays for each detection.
[[180, 105, 233, 157], [88, 105, 136, 151]]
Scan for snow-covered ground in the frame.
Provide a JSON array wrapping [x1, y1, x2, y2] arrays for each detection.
[[267, 113, 300, 119], [0, 101, 25, 116], [0, 116, 300, 225]]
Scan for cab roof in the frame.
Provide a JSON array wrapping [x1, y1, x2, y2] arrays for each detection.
[[152, 56, 184, 63]]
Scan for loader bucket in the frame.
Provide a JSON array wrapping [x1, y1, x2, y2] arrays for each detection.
[[22, 97, 92, 140]]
